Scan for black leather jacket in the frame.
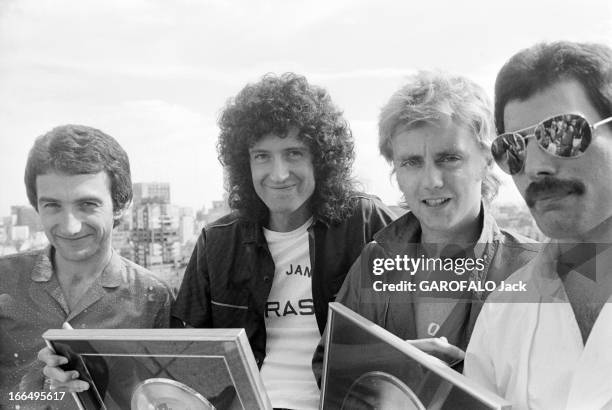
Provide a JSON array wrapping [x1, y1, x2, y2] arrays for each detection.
[[171, 194, 395, 367], [312, 205, 541, 385]]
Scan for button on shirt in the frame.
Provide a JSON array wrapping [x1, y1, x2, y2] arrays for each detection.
[[0, 247, 173, 408]]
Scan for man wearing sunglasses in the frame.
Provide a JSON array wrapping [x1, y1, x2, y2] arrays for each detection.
[[465, 41, 612, 409]]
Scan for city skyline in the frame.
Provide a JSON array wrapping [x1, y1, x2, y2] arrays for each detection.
[[0, 179, 543, 239], [1, 0, 611, 216]]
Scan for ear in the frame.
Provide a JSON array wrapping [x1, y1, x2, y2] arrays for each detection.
[[113, 202, 130, 226], [480, 157, 493, 180], [114, 208, 125, 220], [477, 146, 493, 174]]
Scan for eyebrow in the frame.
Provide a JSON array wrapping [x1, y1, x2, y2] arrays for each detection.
[[435, 149, 462, 157], [283, 146, 309, 152], [394, 149, 462, 160], [393, 153, 422, 162], [77, 197, 104, 203], [37, 196, 103, 203], [249, 146, 309, 153], [37, 197, 59, 203]]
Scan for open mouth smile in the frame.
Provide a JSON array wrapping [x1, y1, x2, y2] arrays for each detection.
[[268, 185, 296, 190], [422, 198, 451, 207]]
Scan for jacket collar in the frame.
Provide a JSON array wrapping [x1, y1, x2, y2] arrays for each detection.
[[372, 203, 500, 261], [30, 246, 123, 288]]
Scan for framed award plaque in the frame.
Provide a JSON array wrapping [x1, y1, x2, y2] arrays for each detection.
[[320, 303, 511, 410], [42, 328, 272, 410]]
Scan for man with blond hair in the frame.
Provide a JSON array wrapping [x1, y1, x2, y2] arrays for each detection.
[[313, 71, 538, 384]]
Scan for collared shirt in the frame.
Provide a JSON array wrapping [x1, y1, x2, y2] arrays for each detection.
[[464, 241, 612, 410], [0, 246, 172, 408]]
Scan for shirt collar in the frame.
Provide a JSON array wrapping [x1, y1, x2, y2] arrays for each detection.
[[373, 202, 497, 261], [99, 250, 124, 288], [472, 203, 499, 259], [242, 213, 322, 246], [30, 246, 124, 288], [30, 246, 54, 282], [527, 240, 568, 301]]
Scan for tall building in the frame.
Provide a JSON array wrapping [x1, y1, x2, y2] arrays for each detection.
[[204, 200, 230, 224], [10, 205, 42, 234], [178, 207, 196, 245], [0, 225, 7, 244], [133, 182, 171, 205], [130, 183, 180, 267], [10, 226, 29, 242], [2, 216, 16, 229]]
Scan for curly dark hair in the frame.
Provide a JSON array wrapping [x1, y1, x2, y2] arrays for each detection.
[[217, 73, 357, 223]]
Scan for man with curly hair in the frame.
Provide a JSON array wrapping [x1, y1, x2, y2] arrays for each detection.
[[171, 73, 395, 409]]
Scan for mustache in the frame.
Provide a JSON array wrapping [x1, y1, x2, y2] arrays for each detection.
[[525, 177, 585, 208]]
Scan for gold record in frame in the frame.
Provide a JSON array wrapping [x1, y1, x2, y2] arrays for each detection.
[[130, 378, 215, 410]]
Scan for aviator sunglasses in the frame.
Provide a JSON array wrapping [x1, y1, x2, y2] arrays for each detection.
[[491, 113, 612, 175]]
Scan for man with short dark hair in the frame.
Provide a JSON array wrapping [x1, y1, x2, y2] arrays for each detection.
[[465, 41, 612, 409], [0, 125, 172, 408]]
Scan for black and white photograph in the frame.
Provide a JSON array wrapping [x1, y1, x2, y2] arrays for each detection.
[[1, 1, 612, 409]]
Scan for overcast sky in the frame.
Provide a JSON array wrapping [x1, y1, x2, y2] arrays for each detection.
[[1, 0, 611, 216]]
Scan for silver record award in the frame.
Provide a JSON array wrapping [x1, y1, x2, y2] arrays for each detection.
[[43, 328, 272, 409], [341, 371, 425, 410], [130, 378, 215, 410], [321, 303, 512, 410]]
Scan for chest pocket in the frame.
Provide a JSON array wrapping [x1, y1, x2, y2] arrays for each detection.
[[210, 290, 251, 328]]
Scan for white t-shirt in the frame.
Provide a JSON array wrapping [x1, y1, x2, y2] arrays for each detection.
[[261, 218, 320, 410]]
